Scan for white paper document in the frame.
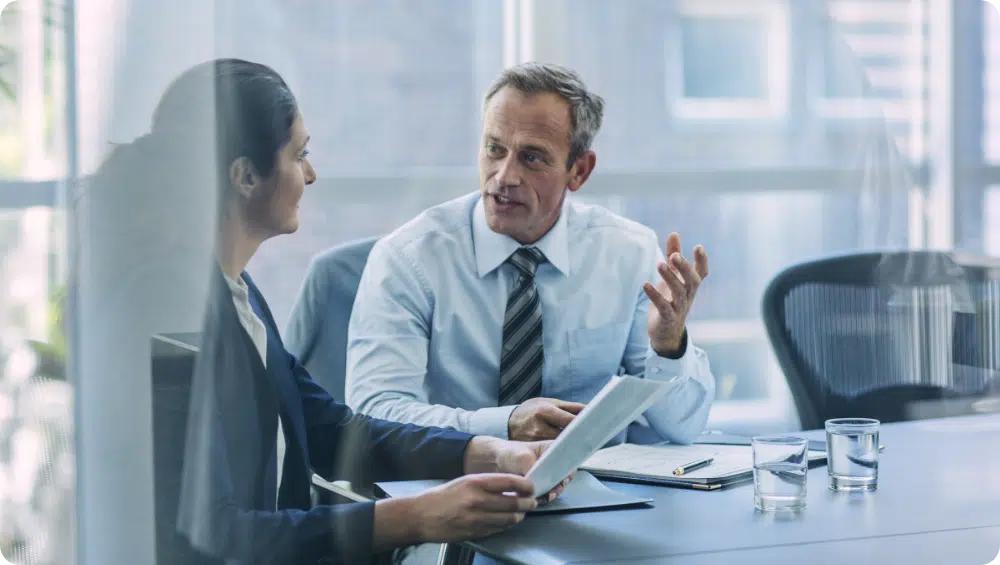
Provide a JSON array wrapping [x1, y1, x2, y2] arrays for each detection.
[[582, 444, 754, 481], [525, 375, 680, 494]]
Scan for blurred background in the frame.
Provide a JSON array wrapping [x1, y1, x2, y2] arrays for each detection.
[[0, 0, 998, 563]]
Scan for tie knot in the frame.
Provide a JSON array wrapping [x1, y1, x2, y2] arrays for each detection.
[[508, 247, 546, 278]]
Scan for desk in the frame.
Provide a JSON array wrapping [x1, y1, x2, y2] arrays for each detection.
[[466, 414, 1000, 565]]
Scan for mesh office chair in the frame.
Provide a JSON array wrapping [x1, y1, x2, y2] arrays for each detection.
[[286, 236, 380, 401], [762, 250, 1000, 431], [286, 237, 379, 510]]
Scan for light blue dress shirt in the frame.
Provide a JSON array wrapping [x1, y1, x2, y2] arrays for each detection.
[[346, 192, 715, 445]]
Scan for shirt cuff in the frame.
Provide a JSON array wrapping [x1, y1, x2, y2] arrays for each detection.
[[645, 337, 708, 382], [467, 405, 518, 439]]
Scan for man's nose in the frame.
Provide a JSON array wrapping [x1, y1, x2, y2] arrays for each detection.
[[494, 155, 522, 187]]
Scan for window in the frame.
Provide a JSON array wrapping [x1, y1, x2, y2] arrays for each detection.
[[0, 2, 79, 564], [667, 0, 789, 120], [247, 0, 504, 313], [574, 182, 909, 430], [813, 0, 926, 151], [270, 0, 502, 175], [680, 17, 769, 100], [988, 187, 1000, 256], [551, 0, 918, 432], [985, 0, 1000, 163]]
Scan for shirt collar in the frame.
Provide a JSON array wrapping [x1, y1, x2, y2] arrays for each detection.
[[223, 272, 250, 301], [472, 194, 571, 278]]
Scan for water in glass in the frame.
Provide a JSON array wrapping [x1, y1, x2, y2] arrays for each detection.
[[754, 461, 807, 511], [826, 418, 879, 491], [752, 436, 808, 511]]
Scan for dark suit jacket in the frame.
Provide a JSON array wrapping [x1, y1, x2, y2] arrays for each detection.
[[175, 269, 473, 564]]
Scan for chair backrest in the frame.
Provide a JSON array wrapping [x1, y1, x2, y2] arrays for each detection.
[[150, 333, 219, 565], [762, 250, 1000, 430], [284, 237, 379, 401]]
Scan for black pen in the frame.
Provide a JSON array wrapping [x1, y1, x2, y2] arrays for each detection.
[[673, 456, 714, 476]]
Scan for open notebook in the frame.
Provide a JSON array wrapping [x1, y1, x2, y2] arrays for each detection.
[[581, 443, 828, 490]]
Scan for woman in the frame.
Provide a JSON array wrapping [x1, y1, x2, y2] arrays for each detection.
[[94, 59, 567, 565]]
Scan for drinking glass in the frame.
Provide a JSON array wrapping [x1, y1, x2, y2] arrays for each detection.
[[826, 418, 880, 491], [752, 435, 808, 511]]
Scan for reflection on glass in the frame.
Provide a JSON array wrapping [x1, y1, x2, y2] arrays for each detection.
[[0, 0, 952, 558]]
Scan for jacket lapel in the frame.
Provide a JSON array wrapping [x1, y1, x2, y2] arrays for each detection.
[[206, 270, 280, 508], [244, 276, 312, 508]]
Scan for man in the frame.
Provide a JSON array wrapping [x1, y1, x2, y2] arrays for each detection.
[[333, 62, 714, 445]]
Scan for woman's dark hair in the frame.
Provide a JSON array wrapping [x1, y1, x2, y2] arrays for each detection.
[[82, 59, 300, 296], [90, 58, 299, 213], [150, 58, 299, 185]]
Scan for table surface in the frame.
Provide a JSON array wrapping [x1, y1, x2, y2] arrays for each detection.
[[466, 414, 1000, 565]]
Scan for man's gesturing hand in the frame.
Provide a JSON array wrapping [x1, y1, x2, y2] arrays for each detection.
[[644, 232, 709, 358], [507, 398, 586, 441]]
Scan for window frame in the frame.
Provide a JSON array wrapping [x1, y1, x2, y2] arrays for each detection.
[[0, 180, 61, 208], [664, 0, 791, 121]]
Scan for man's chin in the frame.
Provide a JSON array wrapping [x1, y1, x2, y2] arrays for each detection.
[[485, 216, 519, 238]]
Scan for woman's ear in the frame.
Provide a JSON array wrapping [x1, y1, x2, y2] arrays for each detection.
[[228, 156, 259, 199]]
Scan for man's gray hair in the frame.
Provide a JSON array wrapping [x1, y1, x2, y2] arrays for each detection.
[[483, 62, 605, 166]]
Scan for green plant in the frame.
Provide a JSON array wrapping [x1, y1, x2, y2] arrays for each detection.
[[0, 0, 70, 371], [0, 44, 15, 101], [0, 0, 17, 102], [0, 0, 67, 103], [26, 283, 66, 381]]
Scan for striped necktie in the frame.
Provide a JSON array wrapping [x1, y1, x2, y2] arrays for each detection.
[[499, 246, 547, 406]]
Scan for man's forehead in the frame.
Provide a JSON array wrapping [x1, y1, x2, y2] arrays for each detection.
[[483, 100, 571, 146]]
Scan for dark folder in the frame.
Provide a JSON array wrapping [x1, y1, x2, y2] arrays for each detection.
[[374, 471, 652, 514]]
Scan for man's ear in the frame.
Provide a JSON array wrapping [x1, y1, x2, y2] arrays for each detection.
[[228, 156, 259, 199], [567, 151, 597, 192]]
